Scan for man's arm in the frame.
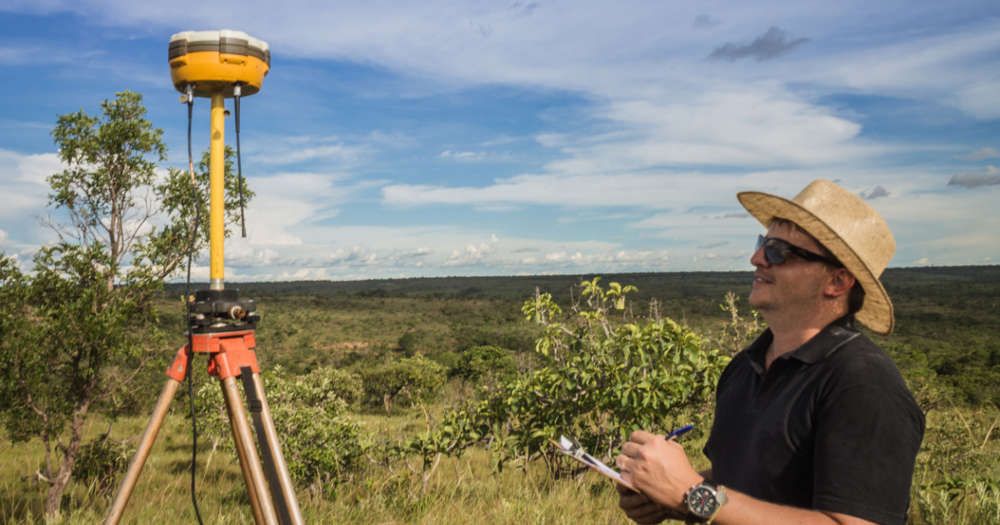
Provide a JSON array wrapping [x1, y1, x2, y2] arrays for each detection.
[[712, 490, 880, 525], [616, 432, 882, 525]]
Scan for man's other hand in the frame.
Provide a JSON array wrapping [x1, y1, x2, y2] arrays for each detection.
[[616, 482, 686, 524]]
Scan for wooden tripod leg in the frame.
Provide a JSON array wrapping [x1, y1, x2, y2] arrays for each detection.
[[223, 379, 267, 525], [221, 376, 280, 525], [105, 378, 181, 525], [251, 373, 305, 525]]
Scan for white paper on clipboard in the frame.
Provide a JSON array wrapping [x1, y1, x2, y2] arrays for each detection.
[[550, 435, 637, 492]]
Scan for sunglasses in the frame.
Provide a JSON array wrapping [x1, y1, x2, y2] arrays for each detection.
[[756, 235, 842, 267]]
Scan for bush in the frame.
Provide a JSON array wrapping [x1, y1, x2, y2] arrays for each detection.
[[451, 345, 515, 383], [428, 351, 460, 372], [72, 432, 137, 498], [397, 330, 426, 357], [192, 365, 364, 491], [406, 279, 731, 476], [358, 355, 447, 412], [286, 366, 363, 408]]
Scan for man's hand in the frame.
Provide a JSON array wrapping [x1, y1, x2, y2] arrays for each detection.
[[616, 431, 704, 511], [617, 482, 687, 524]]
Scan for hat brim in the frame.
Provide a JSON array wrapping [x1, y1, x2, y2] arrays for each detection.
[[737, 191, 894, 335]]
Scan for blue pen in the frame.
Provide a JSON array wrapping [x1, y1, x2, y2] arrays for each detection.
[[665, 425, 694, 440]]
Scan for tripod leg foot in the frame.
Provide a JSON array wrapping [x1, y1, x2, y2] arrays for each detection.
[[105, 378, 181, 525], [222, 376, 280, 525], [249, 372, 305, 525]]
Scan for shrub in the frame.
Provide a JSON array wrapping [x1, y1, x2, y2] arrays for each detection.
[[397, 331, 426, 357], [72, 432, 136, 498], [358, 355, 447, 413], [192, 365, 364, 491], [405, 278, 731, 477], [428, 351, 460, 372], [451, 345, 516, 383]]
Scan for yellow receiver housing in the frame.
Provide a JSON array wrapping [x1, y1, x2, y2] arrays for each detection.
[[169, 30, 270, 98]]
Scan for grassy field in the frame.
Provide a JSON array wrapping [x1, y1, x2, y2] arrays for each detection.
[[3, 267, 999, 523], [1, 399, 997, 524]]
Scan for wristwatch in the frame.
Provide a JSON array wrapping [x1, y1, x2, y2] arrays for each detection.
[[684, 480, 727, 523]]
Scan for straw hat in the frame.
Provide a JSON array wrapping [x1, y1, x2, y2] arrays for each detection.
[[737, 180, 896, 335]]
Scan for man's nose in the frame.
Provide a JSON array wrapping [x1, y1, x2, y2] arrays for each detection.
[[750, 245, 769, 267]]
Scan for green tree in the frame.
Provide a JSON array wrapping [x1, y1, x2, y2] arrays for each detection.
[[452, 345, 516, 383], [154, 145, 256, 259], [404, 279, 731, 478], [359, 355, 447, 413], [0, 91, 251, 518]]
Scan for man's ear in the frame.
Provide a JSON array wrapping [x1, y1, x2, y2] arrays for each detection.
[[824, 268, 856, 299]]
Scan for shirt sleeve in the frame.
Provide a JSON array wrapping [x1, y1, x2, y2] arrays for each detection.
[[812, 380, 925, 525]]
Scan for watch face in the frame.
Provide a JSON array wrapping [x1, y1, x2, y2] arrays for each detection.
[[688, 486, 718, 517]]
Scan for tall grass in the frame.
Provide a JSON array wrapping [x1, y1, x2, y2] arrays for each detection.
[[0, 410, 639, 524], [2, 401, 996, 524]]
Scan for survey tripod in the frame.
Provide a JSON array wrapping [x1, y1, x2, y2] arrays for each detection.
[[105, 30, 304, 525]]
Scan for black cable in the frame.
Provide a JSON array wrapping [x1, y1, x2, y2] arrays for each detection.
[[183, 86, 206, 525], [234, 84, 247, 238]]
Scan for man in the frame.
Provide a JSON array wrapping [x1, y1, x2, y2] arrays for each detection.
[[615, 180, 925, 525]]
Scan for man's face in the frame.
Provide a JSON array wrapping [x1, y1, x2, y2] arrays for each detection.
[[748, 221, 834, 319]]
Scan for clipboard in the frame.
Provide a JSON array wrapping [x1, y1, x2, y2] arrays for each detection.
[[549, 435, 637, 492]]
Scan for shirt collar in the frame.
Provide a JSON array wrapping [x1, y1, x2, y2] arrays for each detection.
[[744, 315, 860, 374]]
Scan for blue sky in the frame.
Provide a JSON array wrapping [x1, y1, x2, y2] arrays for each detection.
[[1, 0, 998, 282]]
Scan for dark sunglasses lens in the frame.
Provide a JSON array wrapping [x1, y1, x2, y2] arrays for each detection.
[[765, 245, 787, 265], [758, 237, 789, 265]]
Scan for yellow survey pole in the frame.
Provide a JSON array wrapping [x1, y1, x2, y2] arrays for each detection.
[[210, 93, 226, 290], [105, 30, 300, 525]]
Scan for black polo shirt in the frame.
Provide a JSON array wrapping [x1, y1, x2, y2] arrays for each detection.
[[703, 316, 924, 525]]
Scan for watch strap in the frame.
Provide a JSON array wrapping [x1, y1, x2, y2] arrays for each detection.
[[706, 485, 726, 524]]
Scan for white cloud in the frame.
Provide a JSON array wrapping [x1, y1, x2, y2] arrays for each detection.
[[442, 234, 499, 267], [0, 149, 62, 220], [814, 22, 1000, 119], [538, 249, 671, 269], [0, 45, 54, 66], [225, 242, 284, 268], [248, 136, 369, 166], [583, 88, 880, 169], [956, 147, 999, 162], [438, 150, 485, 161], [324, 244, 432, 268], [243, 171, 378, 246], [365, 130, 420, 149], [954, 78, 1000, 120], [383, 167, 829, 211]]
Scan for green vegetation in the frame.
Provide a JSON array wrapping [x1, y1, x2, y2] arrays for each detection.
[[2, 91, 178, 518], [4, 269, 999, 523], [394, 278, 729, 485]]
